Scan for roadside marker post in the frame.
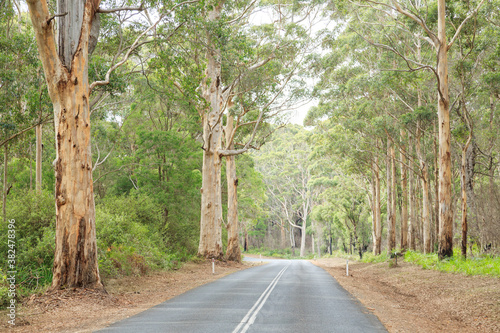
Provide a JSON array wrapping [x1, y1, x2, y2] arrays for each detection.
[[212, 258, 215, 275], [346, 259, 349, 276]]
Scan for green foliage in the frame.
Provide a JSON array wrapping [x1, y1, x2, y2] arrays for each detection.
[[404, 250, 500, 277]]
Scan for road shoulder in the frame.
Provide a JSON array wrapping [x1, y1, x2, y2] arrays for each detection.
[[312, 257, 500, 333]]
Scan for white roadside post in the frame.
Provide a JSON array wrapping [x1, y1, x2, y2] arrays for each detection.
[[212, 258, 215, 275], [346, 259, 349, 276]]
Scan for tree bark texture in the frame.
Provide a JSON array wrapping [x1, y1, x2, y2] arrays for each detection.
[[27, 0, 102, 289], [437, 0, 453, 259], [198, 3, 224, 259], [388, 140, 396, 252], [225, 114, 241, 261]]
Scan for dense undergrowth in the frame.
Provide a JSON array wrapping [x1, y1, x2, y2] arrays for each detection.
[[0, 190, 199, 308]]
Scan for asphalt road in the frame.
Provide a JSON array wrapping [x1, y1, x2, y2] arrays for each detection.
[[99, 258, 387, 333]]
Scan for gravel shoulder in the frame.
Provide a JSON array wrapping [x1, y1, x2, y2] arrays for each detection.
[[312, 257, 500, 333]]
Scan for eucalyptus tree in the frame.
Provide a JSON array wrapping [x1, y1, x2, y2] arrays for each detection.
[[188, 0, 315, 259], [345, 0, 486, 258], [255, 125, 315, 257], [26, 0, 194, 289]]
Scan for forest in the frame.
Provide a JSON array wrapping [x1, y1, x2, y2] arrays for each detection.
[[0, 0, 499, 306]]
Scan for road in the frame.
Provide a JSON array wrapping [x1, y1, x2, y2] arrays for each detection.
[[99, 258, 387, 332]]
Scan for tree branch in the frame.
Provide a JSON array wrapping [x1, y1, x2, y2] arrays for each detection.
[[447, 0, 486, 50]]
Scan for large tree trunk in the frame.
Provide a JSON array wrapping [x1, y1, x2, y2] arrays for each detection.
[[225, 115, 241, 262], [437, 0, 453, 259], [198, 3, 224, 259], [36, 124, 42, 192], [28, 0, 102, 290], [400, 129, 408, 250]]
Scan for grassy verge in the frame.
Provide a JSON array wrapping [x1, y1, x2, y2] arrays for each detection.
[[404, 250, 500, 277]]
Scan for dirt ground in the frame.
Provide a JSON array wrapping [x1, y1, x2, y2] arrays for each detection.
[[312, 257, 500, 333], [2, 260, 252, 332]]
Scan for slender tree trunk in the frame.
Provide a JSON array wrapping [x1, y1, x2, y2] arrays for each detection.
[[36, 124, 42, 193], [408, 133, 416, 250], [461, 135, 471, 258], [28, 0, 102, 289], [388, 140, 396, 252], [225, 115, 241, 261], [437, 0, 453, 259], [375, 154, 382, 254], [3, 144, 8, 222], [371, 162, 378, 255], [416, 127, 431, 253], [400, 129, 408, 250], [198, 3, 224, 259], [300, 206, 307, 257], [433, 123, 439, 250], [386, 138, 393, 254]]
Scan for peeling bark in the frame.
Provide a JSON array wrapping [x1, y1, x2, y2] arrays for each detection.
[[198, 3, 224, 260], [27, 0, 102, 290]]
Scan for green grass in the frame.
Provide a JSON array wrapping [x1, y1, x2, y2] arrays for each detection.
[[404, 249, 500, 277]]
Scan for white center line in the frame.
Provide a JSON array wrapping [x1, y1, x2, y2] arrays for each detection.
[[232, 263, 290, 333]]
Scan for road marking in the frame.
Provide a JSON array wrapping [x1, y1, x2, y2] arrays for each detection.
[[232, 263, 290, 333]]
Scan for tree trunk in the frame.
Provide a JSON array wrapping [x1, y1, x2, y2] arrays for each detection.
[[280, 221, 286, 248], [388, 139, 396, 253], [461, 136, 471, 258], [3, 144, 8, 222], [300, 208, 307, 257], [225, 115, 241, 262], [28, 0, 103, 290], [433, 123, 439, 250], [386, 138, 393, 254], [437, 0, 453, 259], [400, 129, 408, 250], [408, 133, 416, 250], [416, 127, 431, 253], [371, 162, 378, 255], [36, 124, 42, 193], [375, 154, 382, 254], [198, 3, 224, 259]]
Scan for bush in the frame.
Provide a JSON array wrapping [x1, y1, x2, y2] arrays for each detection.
[[0, 190, 55, 303], [95, 198, 173, 279]]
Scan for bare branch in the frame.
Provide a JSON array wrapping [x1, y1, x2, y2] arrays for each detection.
[[97, 4, 144, 14], [46, 12, 67, 25]]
